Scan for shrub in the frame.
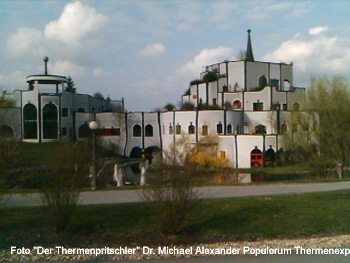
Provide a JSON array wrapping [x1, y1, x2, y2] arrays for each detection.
[[203, 71, 218, 82], [181, 102, 195, 111], [142, 161, 200, 234], [39, 142, 90, 233]]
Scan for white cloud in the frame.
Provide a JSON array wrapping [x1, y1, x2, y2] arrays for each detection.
[[6, 28, 47, 58], [243, 1, 311, 23], [44, 1, 109, 47], [51, 60, 86, 78], [309, 26, 328, 35], [137, 43, 166, 57], [262, 27, 350, 86], [178, 47, 235, 78], [93, 66, 110, 78]]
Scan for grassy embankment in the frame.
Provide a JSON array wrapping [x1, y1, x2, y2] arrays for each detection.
[[1, 190, 350, 248]]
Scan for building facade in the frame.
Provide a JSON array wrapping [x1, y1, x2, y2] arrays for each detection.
[[0, 30, 308, 169]]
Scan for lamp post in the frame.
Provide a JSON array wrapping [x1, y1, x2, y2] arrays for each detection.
[[89, 120, 99, 189]]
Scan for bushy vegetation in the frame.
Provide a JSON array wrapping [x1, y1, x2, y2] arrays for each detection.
[[39, 142, 91, 232], [286, 76, 350, 178]]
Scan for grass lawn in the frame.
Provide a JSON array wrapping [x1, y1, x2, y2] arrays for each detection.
[[1, 190, 350, 248]]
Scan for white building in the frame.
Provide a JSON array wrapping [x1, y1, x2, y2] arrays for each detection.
[[0, 30, 307, 169]]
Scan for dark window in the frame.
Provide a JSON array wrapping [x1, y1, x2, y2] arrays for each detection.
[[145, 124, 153, 137], [259, 76, 267, 90], [62, 108, 69, 117], [202, 125, 208, 136], [271, 79, 279, 89], [0, 125, 14, 138], [223, 85, 228, 92], [43, 103, 58, 139], [227, 124, 232, 134], [253, 102, 264, 111], [255, 125, 267, 134], [79, 123, 90, 138], [176, 124, 181, 135], [188, 124, 195, 134], [77, 108, 85, 113], [133, 124, 141, 137], [61, 127, 67, 136], [217, 123, 223, 134], [283, 104, 288, 111], [23, 104, 37, 139], [116, 128, 121, 136], [169, 125, 173, 135], [213, 98, 217, 105]]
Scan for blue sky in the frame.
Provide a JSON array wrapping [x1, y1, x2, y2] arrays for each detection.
[[1, 0, 350, 111]]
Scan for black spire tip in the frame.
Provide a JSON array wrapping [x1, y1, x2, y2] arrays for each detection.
[[245, 29, 254, 62]]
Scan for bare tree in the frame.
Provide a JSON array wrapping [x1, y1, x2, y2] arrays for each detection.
[[39, 142, 90, 232]]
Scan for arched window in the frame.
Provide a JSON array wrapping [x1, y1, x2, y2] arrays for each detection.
[[227, 124, 232, 134], [217, 123, 223, 134], [202, 125, 208, 136], [0, 125, 14, 138], [169, 125, 173, 135], [188, 124, 195, 134], [232, 100, 242, 109], [293, 103, 300, 111], [145, 124, 153, 137], [265, 147, 276, 167], [255, 125, 267, 134], [133, 124, 141, 137], [78, 123, 90, 138], [176, 124, 181, 134], [43, 103, 58, 139], [281, 123, 288, 133], [23, 103, 37, 139], [259, 76, 267, 90]]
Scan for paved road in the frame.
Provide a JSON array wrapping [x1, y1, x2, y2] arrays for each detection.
[[114, 254, 349, 263], [5, 181, 350, 207]]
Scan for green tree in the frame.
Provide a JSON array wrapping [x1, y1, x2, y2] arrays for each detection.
[[93, 92, 104, 99], [164, 103, 175, 111], [287, 76, 350, 178], [65, 76, 76, 93]]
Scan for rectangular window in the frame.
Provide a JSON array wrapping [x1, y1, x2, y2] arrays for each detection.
[[283, 104, 288, 111], [271, 79, 279, 89], [213, 98, 217, 105], [77, 108, 85, 113], [253, 102, 264, 111], [61, 127, 67, 136], [192, 94, 197, 100], [62, 108, 69, 117], [176, 124, 181, 135], [202, 125, 208, 136]]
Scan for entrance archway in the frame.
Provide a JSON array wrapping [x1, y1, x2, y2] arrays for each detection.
[[251, 147, 263, 168], [43, 103, 58, 139]]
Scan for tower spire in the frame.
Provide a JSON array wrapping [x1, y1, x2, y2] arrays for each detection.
[[245, 29, 254, 61]]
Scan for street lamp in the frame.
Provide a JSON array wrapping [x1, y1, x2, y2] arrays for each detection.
[[89, 120, 99, 189]]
